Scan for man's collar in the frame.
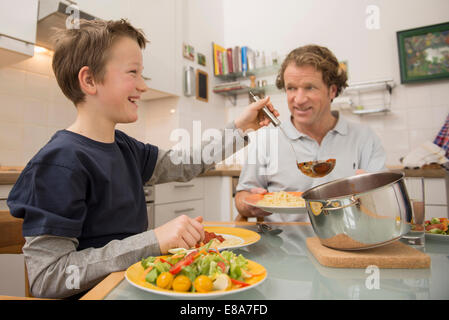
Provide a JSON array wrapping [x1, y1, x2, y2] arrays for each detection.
[[281, 110, 348, 140]]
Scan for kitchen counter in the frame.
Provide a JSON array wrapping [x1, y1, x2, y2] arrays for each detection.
[[0, 167, 23, 185], [80, 221, 449, 300], [1, 165, 446, 185]]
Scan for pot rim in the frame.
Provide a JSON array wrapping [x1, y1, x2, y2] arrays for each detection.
[[301, 171, 405, 202]]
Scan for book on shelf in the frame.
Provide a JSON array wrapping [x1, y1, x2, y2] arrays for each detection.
[[233, 46, 242, 73], [226, 48, 234, 74], [241, 46, 248, 73], [213, 42, 226, 76], [247, 47, 255, 71]]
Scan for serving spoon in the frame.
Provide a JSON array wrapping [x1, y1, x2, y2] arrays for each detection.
[[249, 92, 335, 178]]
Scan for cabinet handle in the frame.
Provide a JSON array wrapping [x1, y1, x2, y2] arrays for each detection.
[[174, 208, 195, 214], [174, 184, 195, 188]]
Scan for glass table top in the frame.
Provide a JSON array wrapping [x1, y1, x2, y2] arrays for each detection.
[[105, 224, 449, 300]]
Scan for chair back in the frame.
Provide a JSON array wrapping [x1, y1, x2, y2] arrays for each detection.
[[0, 211, 31, 297]]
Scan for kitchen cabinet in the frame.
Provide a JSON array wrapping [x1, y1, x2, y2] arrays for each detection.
[[154, 178, 204, 227], [71, 0, 130, 21], [0, 0, 38, 67], [406, 177, 449, 220], [153, 175, 236, 227], [128, 0, 177, 97]]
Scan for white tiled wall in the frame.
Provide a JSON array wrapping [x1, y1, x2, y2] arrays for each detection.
[[0, 50, 148, 166]]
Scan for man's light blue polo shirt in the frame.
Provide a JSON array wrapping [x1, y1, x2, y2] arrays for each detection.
[[236, 111, 386, 222]]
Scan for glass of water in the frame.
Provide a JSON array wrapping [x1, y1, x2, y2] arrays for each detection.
[[402, 177, 425, 249]]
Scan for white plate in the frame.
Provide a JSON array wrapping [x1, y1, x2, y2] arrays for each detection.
[[243, 192, 307, 214]]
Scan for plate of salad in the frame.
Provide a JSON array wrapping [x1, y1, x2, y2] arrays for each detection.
[[424, 217, 449, 240], [125, 241, 267, 298]]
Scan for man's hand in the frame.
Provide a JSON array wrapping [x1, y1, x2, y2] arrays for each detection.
[[234, 96, 280, 132], [154, 215, 205, 254], [235, 188, 272, 219]]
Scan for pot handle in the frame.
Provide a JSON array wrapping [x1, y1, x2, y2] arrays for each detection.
[[309, 196, 359, 216], [323, 196, 360, 211]]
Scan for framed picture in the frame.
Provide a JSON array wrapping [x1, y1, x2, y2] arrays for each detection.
[[183, 43, 195, 61], [197, 53, 206, 66], [196, 69, 208, 102], [397, 22, 449, 84]]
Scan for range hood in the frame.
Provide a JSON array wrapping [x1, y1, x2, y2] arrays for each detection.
[[36, 0, 99, 50]]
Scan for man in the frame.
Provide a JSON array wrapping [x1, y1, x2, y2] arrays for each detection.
[[235, 44, 386, 222]]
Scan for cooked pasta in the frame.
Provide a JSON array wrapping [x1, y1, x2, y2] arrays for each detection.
[[256, 191, 305, 207]]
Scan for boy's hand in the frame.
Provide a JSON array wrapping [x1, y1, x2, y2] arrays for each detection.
[[154, 215, 205, 254], [234, 96, 280, 132]]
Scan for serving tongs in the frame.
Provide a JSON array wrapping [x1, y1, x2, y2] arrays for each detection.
[[249, 91, 335, 178]]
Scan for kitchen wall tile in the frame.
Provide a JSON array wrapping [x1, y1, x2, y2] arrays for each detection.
[[432, 105, 449, 129], [22, 125, 50, 164], [378, 130, 409, 153], [380, 109, 408, 131], [22, 97, 48, 126], [404, 84, 432, 109], [0, 148, 23, 166], [409, 128, 440, 150], [429, 80, 449, 108], [24, 72, 52, 101], [0, 122, 23, 150], [0, 93, 24, 124], [47, 99, 76, 128], [406, 106, 435, 130], [0, 68, 26, 97]]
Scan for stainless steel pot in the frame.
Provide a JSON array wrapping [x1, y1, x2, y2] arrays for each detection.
[[302, 172, 412, 250]]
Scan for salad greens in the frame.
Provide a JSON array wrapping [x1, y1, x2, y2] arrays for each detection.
[[140, 240, 257, 293], [425, 217, 448, 235]]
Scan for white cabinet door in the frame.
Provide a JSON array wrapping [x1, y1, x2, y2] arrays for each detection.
[[154, 199, 204, 227], [425, 205, 448, 220], [0, 0, 38, 66], [424, 178, 447, 205], [128, 0, 176, 95], [155, 178, 204, 205]]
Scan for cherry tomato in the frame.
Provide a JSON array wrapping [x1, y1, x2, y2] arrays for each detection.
[[193, 275, 213, 293], [156, 272, 174, 290], [172, 275, 191, 292]]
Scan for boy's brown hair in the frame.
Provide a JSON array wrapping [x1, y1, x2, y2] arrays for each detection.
[[52, 19, 148, 105], [276, 44, 348, 98]]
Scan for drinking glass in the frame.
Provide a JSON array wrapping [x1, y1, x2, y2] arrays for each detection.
[[402, 177, 425, 249]]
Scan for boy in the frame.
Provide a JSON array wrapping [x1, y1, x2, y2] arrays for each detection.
[[7, 19, 277, 298]]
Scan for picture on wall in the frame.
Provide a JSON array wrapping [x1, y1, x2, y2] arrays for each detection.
[[196, 69, 208, 102], [397, 22, 449, 83], [197, 53, 206, 66], [183, 43, 195, 61]]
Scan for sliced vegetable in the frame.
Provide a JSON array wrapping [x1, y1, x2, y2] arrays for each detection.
[[169, 251, 198, 275], [230, 278, 250, 287]]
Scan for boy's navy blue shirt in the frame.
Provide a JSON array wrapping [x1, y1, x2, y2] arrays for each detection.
[[7, 129, 158, 251]]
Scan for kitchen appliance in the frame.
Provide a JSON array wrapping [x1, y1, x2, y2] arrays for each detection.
[[143, 183, 155, 230], [36, 0, 99, 50], [302, 172, 412, 250]]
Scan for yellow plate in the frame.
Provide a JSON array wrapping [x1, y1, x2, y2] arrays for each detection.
[[125, 257, 267, 298], [204, 226, 261, 250]]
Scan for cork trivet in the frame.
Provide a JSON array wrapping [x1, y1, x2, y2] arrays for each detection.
[[306, 237, 430, 269]]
